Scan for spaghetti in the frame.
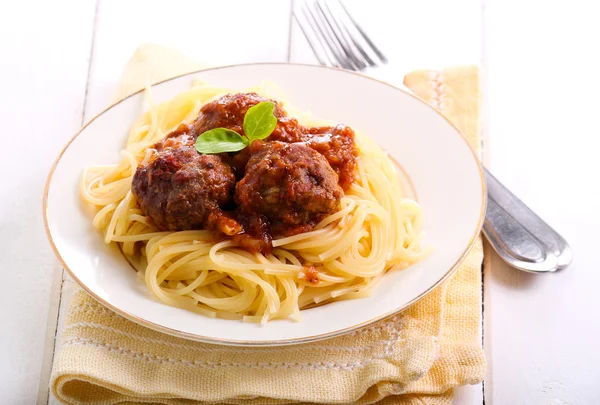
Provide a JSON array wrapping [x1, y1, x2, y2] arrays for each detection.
[[81, 81, 426, 323]]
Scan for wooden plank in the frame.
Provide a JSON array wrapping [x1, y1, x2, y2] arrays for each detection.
[[0, 1, 96, 404], [84, 0, 293, 119], [483, 0, 600, 403]]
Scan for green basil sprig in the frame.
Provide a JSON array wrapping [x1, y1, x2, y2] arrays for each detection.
[[194, 128, 247, 153], [195, 101, 277, 154]]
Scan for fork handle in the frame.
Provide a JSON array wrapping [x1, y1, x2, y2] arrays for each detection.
[[482, 169, 572, 273]]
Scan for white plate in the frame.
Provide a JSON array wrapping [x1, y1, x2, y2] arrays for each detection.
[[44, 63, 485, 346]]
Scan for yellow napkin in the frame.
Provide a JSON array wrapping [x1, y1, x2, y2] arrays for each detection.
[[51, 44, 485, 405]]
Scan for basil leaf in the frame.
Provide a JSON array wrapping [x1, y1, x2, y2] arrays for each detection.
[[243, 101, 278, 142], [195, 128, 248, 154]]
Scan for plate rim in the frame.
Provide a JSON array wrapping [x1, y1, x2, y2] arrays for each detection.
[[43, 62, 487, 346]]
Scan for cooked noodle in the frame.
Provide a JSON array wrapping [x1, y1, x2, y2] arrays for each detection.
[[81, 81, 426, 323]]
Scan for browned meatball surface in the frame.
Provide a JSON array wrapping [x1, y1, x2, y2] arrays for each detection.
[[235, 141, 343, 236], [302, 125, 357, 191], [190, 93, 357, 190], [268, 122, 358, 191], [194, 93, 304, 142], [132, 133, 235, 231], [131, 93, 358, 253], [157, 123, 193, 147], [190, 93, 305, 178]]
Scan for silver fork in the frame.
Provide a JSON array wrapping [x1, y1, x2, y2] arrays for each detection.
[[293, 0, 572, 273], [294, 0, 387, 71]]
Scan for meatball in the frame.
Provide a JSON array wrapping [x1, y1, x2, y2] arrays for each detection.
[[235, 141, 343, 236], [132, 133, 235, 231], [268, 122, 358, 191], [192, 93, 304, 176], [303, 125, 357, 191], [193, 92, 304, 142], [190, 93, 357, 190]]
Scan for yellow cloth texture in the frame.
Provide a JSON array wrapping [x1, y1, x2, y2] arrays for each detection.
[[50, 44, 485, 405]]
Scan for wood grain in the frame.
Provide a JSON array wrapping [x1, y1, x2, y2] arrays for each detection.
[[484, 0, 600, 403], [0, 1, 96, 404]]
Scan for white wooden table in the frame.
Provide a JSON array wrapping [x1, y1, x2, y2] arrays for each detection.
[[1, 1, 598, 404]]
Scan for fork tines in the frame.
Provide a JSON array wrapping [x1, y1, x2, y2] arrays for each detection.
[[294, 0, 388, 71]]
